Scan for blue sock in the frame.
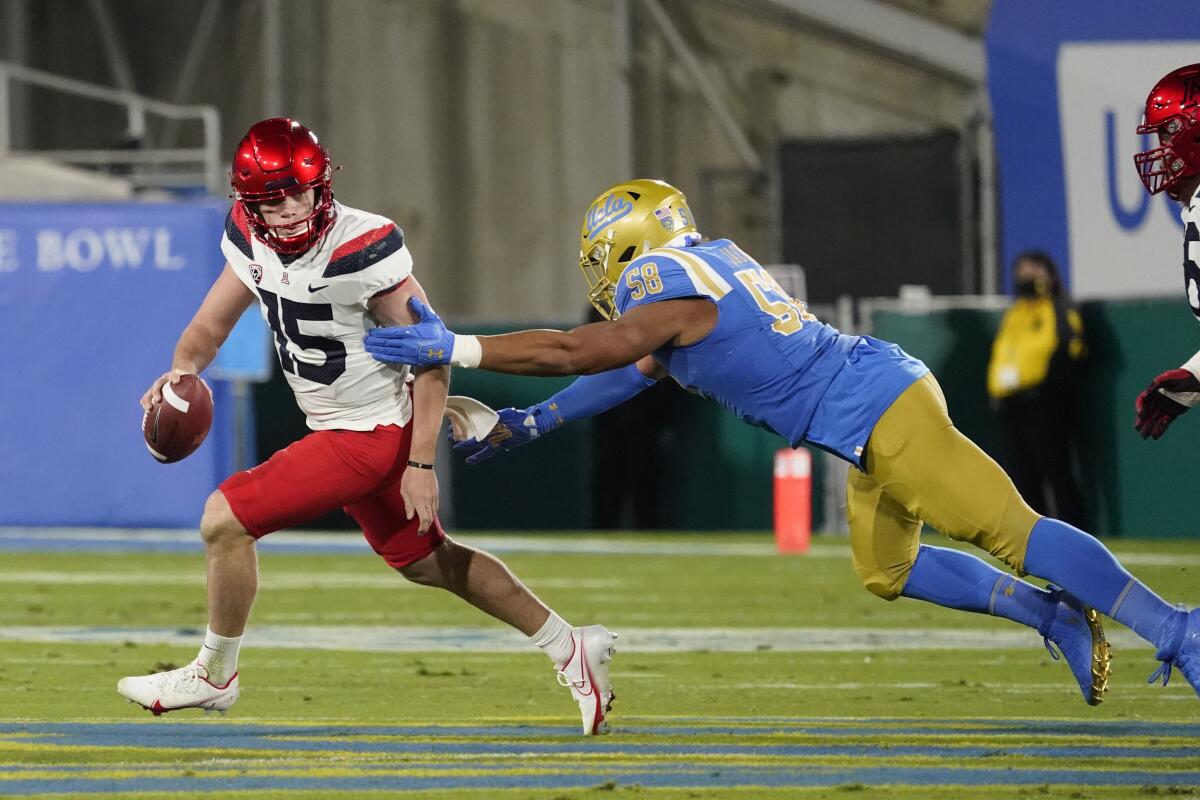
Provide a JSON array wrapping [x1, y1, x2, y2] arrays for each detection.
[[901, 544, 1050, 630], [1024, 517, 1177, 647]]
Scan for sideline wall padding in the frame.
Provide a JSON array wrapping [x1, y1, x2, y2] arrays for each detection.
[[874, 299, 1200, 538], [0, 201, 233, 527]]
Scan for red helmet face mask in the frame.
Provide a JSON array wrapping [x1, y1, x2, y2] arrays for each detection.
[[1135, 64, 1200, 198], [230, 118, 336, 254]]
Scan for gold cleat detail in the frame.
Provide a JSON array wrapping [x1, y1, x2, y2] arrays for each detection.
[[1084, 607, 1113, 705]]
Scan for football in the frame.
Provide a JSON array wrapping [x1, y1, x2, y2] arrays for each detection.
[[142, 374, 214, 464]]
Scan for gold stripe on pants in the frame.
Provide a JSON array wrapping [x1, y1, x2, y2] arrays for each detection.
[[846, 373, 1041, 600]]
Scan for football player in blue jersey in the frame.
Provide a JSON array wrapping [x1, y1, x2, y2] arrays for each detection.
[[365, 179, 1200, 705]]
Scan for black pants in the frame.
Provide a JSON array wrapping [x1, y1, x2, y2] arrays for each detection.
[[997, 391, 1087, 528], [591, 380, 680, 529]]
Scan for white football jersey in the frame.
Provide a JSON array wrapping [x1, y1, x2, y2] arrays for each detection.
[[1182, 186, 1200, 320], [221, 200, 413, 431]]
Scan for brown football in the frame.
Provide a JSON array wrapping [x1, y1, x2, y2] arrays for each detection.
[[142, 374, 214, 464]]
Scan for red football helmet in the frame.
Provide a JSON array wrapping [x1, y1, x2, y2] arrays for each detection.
[[1135, 64, 1200, 197], [230, 118, 336, 254]]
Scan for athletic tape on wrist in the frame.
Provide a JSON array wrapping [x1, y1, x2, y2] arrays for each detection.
[[1162, 389, 1200, 408], [451, 334, 482, 368], [1182, 349, 1200, 382]]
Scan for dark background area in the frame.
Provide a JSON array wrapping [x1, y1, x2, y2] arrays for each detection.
[[781, 131, 966, 304]]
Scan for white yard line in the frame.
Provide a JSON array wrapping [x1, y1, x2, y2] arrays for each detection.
[[0, 570, 623, 590], [722, 682, 1171, 695], [0, 528, 791, 557], [2, 527, 1197, 565], [0, 625, 1150, 653]]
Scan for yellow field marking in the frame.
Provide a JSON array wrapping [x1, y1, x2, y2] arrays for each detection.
[[3, 754, 1197, 783]]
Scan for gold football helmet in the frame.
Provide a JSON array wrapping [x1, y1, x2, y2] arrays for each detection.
[[578, 178, 699, 319]]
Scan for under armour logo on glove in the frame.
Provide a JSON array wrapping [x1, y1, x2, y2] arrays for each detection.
[[363, 297, 456, 368]]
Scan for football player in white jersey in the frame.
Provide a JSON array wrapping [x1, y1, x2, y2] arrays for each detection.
[[117, 118, 617, 735], [1112, 64, 1200, 693], [1132, 64, 1200, 440]]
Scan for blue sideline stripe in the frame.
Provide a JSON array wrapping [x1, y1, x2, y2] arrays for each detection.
[[2, 723, 1198, 761]]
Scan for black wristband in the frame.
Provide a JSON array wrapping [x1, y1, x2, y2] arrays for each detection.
[[407, 459, 435, 470]]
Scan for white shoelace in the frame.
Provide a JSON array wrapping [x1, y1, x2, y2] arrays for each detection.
[[556, 670, 585, 690], [156, 662, 205, 695]]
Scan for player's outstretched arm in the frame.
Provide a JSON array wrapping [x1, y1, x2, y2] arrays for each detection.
[[364, 295, 712, 377], [141, 263, 254, 410], [454, 356, 663, 464]]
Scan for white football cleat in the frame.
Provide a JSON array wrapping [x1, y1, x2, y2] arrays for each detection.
[[117, 660, 239, 716], [556, 625, 617, 735]]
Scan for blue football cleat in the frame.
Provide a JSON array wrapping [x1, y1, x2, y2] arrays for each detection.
[[1038, 585, 1112, 706], [1148, 605, 1200, 697]]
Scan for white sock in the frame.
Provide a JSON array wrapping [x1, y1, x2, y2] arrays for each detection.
[[530, 612, 575, 666], [197, 627, 242, 686]]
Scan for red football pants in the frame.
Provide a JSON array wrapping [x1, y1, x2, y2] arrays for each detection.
[[219, 423, 444, 569]]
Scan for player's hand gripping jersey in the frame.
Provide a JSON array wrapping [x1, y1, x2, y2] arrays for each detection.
[[614, 239, 928, 465], [222, 200, 414, 430]]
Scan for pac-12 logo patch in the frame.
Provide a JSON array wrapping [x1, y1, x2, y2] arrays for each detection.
[[654, 207, 675, 232], [249, 263, 263, 285]]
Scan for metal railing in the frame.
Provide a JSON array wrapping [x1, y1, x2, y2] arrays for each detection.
[[855, 292, 1011, 335], [0, 60, 221, 194]]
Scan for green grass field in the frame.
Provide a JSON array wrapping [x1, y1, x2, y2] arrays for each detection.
[[1, 531, 1199, 799]]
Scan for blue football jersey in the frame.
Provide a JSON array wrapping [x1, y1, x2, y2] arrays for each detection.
[[613, 239, 928, 465]]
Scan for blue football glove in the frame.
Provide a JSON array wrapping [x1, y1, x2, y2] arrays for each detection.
[[452, 404, 561, 465], [364, 297, 456, 367]]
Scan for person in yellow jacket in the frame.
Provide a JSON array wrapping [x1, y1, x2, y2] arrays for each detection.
[[987, 251, 1086, 526]]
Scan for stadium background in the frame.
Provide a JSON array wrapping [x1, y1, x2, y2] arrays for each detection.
[[2, 0, 1197, 537]]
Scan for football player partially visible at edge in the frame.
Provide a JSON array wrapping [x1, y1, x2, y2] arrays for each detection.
[[117, 118, 617, 736], [366, 178, 1200, 704], [1131, 64, 1200, 441]]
